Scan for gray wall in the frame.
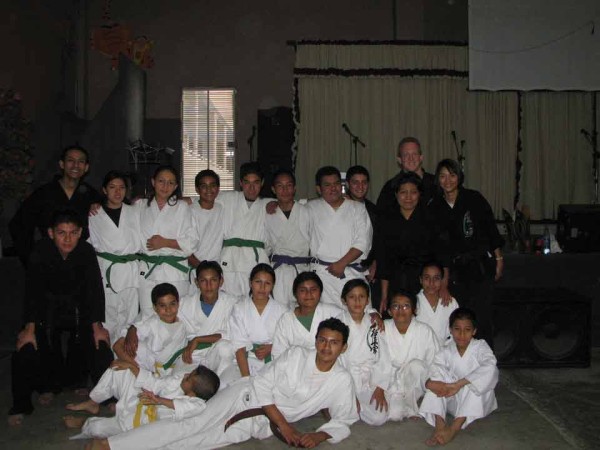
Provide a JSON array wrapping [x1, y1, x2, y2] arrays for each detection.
[[1, 0, 467, 244]]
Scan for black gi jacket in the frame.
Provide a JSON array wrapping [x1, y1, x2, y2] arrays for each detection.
[[22, 238, 105, 327]]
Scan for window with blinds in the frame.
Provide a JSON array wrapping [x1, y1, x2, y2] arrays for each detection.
[[181, 88, 236, 196]]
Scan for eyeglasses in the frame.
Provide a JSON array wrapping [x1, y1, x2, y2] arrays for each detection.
[[389, 304, 412, 311]]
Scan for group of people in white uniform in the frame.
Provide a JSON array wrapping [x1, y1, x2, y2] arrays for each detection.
[[9, 145, 500, 449], [63, 163, 498, 448]]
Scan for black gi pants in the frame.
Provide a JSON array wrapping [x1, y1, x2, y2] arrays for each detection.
[[9, 323, 113, 415]]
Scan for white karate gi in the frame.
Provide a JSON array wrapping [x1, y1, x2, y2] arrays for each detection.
[[107, 347, 359, 450], [420, 339, 499, 428], [189, 201, 225, 263], [375, 319, 439, 421], [218, 191, 270, 296], [171, 291, 240, 376], [123, 315, 189, 376], [265, 202, 310, 308], [271, 302, 343, 359], [88, 204, 144, 345], [415, 290, 459, 346], [307, 198, 372, 306], [72, 367, 205, 439], [137, 198, 198, 317], [220, 296, 287, 384], [338, 311, 389, 426]]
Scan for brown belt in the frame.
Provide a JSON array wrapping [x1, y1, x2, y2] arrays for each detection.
[[224, 408, 306, 448]]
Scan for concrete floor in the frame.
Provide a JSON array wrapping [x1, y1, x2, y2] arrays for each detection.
[[1, 349, 598, 450]]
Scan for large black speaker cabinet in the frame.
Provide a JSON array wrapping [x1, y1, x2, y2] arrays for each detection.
[[556, 204, 600, 253], [257, 107, 294, 198], [493, 287, 591, 368]]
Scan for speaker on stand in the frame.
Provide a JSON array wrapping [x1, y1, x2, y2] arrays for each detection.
[[493, 287, 591, 368], [257, 107, 294, 198]]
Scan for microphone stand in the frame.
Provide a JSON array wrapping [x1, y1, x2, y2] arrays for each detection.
[[342, 123, 366, 166], [451, 130, 466, 174], [581, 128, 599, 204]]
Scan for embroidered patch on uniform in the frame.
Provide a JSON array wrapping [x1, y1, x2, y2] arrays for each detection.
[[367, 327, 379, 354], [222, 262, 227, 266], [140, 271, 145, 276], [463, 211, 474, 238]]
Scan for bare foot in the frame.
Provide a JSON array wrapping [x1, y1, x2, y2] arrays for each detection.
[[63, 415, 86, 429], [85, 438, 111, 450], [425, 433, 440, 447], [75, 387, 90, 396], [38, 392, 54, 406], [8, 414, 24, 426], [66, 399, 100, 415], [436, 426, 459, 445]]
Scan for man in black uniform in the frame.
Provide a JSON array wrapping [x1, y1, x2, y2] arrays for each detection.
[[9, 145, 102, 266], [376, 137, 436, 213], [8, 209, 112, 426]]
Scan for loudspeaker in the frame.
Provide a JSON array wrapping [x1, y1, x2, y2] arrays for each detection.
[[257, 107, 294, 197], [556, 204, 600, 253], [493, 287, 591, 368]]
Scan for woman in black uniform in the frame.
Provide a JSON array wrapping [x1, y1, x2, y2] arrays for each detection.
[[428, 159, 504, 347], [376, 172, 439, 315]]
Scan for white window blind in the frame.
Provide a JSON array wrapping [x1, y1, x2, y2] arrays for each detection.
[[181, 88, 236, 196]]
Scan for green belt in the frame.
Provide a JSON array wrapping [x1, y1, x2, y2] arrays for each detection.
[[136, 254, 191, 279], [251, 343, 272, 364], [222, 238, 265, 263], [162, 342, 213, 370], [96, 252, 140, 294]]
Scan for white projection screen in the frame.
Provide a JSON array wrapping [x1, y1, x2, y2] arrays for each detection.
[[469, 0, 600, 91]]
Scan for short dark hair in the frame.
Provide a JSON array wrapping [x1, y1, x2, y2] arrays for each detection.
[[346, 165, 370, 182], [393, 171, 423, 193], [435, 158, 464, 187], [341, 278, 370, 301], [420, 260, 445, 279], [189, 365, 220, 400], [49, 208, 83, 229], [195, 170, 220, 187], [240, 162, 263, 181], [102, 170, 129, 189], [317, 318, 350, 345], [195, 260, 223, 279], [315, 166, 341, 186], [293, 272, 324, 297], [271, 169, 296, 187], [151, 283, 179, 306], [389, 289, 418, 316], [397, 137, 422, 157], [449, 307, 478, 329], [60, 145, 89, 162]]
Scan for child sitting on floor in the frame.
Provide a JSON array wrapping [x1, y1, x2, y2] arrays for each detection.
[[63, 359, 219, 439], [419, 307, 499, 446], [113, 283, 189, 376]]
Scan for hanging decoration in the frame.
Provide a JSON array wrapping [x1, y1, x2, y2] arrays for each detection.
[[91, 0, 154, 70]]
